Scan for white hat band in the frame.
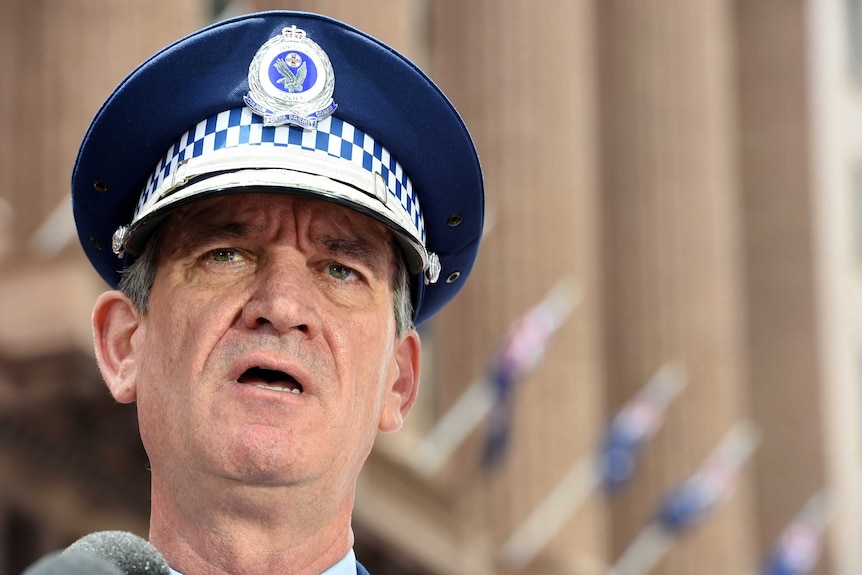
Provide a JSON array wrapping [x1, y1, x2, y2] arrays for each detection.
[[114, 107, 435, 277]]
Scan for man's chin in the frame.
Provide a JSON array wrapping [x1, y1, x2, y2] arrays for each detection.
[[216, 429, 321, 485]]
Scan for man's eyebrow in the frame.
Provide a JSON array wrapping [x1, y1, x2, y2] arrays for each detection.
[[314, 234, 390, 277], [172, 220, 257, 255]]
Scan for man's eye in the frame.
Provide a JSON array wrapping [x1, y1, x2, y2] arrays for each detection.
[[328, 263, 358, 281], [209, 248, 244, 262]]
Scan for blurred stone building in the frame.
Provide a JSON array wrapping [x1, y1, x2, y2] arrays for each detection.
[[1, 0, 860, 574]]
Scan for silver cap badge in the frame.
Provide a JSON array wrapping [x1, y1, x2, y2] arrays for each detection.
[[244, 26, 337, 129]]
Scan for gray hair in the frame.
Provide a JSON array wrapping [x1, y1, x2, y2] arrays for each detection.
[[118, 226, 415, 338]]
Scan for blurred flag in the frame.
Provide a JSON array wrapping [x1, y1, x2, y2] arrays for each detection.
[[480, 276, 582, 469], [761, 491, 833, 575], [480, 388, 516, 469], [498, 361, 685, 570], [500, 362, 686, 571], [611, 422, 761, 575], [411, 275, 581, 477], [599, 362, 687, 493], [657, 421, 761, 533]]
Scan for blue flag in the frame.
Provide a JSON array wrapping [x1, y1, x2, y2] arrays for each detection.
[[600, 363, 686, 493], [656, 422, 760, 534], [761, 491, 831, 575], [480, 277, 581, 470]]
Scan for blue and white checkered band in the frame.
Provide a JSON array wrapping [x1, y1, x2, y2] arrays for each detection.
[[117, 107, 433, 276]]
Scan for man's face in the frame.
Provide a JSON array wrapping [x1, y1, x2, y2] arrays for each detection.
[[104, 193, 419, 493]]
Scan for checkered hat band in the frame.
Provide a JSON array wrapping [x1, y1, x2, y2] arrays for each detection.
[[136, 107, 425, 243]]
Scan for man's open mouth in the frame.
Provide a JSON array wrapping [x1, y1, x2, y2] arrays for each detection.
[[237, 367, 304, 394]]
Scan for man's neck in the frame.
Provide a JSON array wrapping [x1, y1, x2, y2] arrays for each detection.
[[147, 476, 356, 575]]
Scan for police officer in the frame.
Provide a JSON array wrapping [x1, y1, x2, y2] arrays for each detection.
[[72, 11, 483, 575]]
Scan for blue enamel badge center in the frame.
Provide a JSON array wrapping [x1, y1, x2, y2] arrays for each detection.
[[244, 25, 337, 129]]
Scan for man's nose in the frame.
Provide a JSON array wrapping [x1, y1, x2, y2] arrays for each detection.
[[239, 253, 321, 338]]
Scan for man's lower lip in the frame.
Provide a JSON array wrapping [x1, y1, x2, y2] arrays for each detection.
[[253, 383, 302, 394]]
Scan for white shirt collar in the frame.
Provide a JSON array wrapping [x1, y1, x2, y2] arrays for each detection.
[[168, 549, 357, 575], [323, 548, 358, 575]]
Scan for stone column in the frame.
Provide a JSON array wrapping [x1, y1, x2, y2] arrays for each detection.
[[431, 1, 608, 573], [0, 0, 205, 250], [736, 2, 827, 573], [597, 1, 756, 573], [251, 0, 419, 59]]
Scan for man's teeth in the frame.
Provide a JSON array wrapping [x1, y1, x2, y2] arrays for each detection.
[[255, 384, 302, 394], [238, 367, 303, 393]]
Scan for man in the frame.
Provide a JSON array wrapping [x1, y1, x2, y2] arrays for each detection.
[[71, 11, 483, 575]]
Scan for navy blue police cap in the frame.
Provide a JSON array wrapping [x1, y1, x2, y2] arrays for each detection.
[[72, 11, 483, 326]]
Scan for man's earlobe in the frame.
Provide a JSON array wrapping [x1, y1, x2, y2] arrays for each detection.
[[92, 291, 141, 403], [379, 329, 421, 433]]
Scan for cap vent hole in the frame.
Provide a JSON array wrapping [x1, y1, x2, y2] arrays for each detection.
[[447, 213, 463, 227], [445, 271, 460, 283], [89, 236, 102, 251], [93, 179, 109, 193]]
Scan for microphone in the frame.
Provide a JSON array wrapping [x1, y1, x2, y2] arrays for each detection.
[[23, 550, 122, 575], [24, 531, 170, 575]]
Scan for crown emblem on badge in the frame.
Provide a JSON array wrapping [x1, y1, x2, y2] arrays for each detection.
[[244, 25, 337, 129]]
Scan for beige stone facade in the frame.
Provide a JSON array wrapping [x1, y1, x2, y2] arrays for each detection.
[[0, 1, 855, 574]]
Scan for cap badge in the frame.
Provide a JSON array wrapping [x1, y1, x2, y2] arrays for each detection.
[[244, 25, 337, 129]]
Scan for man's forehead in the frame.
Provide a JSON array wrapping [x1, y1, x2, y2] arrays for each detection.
[[167, 192, 395, 248]]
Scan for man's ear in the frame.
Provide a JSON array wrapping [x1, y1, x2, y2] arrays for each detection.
[[92, 290, 141, 404], [379, 329, 421, 433]]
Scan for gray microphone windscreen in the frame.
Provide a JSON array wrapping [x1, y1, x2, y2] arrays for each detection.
[[23, 549, 124, 575], [64, 531, 170, 575]]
